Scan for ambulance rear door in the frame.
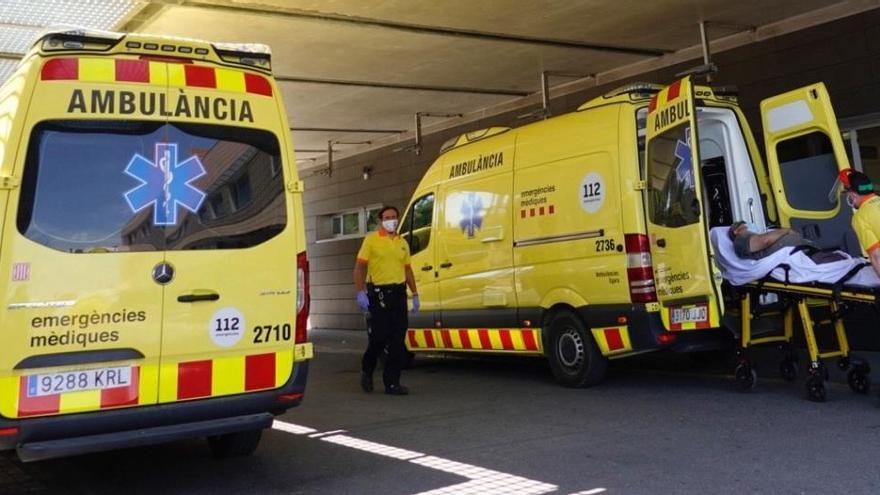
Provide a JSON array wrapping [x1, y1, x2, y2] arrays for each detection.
[[157, 66, 297, 404], [0, 56, 170, 419], [644, 77, 724, 331], [760, 83, 859, 254]]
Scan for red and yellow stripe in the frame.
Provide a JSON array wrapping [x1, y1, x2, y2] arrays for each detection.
[[5, 348, 299, 418], [648, 78, 685, 113], [40, 57, 273, 96], [406, 328, 542, 353], [158, 349, 294, 403], [590, 326, 633, 356]]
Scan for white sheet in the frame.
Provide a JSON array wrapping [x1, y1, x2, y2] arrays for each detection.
[[709, 227, 880, 288]]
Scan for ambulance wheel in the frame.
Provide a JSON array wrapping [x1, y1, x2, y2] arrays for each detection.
[[545, 310, 607, 388], [734, 363, 757, 391], [779, 359, 797, 382], [847, 368, 871, 394], [805, 376, 827, 403], [208, 428, 263, 458]]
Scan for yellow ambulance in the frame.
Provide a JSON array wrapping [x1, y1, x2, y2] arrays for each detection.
[[0, 29, 312, 461], [401, 76, 853, 387]]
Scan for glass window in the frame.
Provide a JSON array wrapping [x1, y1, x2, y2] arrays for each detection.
[[366, 206, 381, 232], [232, 174, 252, 210], [18, 121, 286, 253], [776, 131, 838, 212], [402, 193, 434, 255], [648, 124, 699, 228], [331, 216, 342, 235], [636, 107, 648, 180], [342, 212, 359, 235]]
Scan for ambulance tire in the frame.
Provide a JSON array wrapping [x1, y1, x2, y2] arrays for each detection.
[[545, 310, 607, 388], [208, 428, 264, 459]]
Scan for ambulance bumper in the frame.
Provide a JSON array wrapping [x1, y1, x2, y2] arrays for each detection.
[[578, 304, 732, 353], [0, 360, 309, 461]]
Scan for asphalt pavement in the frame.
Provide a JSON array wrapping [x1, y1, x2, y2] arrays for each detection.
[[3, 328, 880, 494]]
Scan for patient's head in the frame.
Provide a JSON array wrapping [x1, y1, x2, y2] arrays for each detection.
[[728, 221, 748, 240]]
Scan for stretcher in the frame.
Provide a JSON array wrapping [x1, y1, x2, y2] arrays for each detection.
[[709, 228, 880, 401], [727, 265, 879, 402]]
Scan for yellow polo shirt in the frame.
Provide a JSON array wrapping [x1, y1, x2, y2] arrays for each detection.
[[852, 194, 880, 255], [356, 229, 411, 285]]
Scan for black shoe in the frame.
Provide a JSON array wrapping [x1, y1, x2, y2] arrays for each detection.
[[360, 372, 373, 393], [385, 384, 409, 396]]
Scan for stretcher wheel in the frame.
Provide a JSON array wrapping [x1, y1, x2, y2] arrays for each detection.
[[734, 363, 757, 391], [847, 368, 871, 394], [779, 360, 797, 382], [805, 376, 827, 403]]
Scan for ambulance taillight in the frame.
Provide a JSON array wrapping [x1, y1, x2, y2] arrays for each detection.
[[296, 251, 310, 343], [625, 234, 657, 303]]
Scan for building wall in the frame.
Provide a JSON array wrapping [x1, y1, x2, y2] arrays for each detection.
[[303, 9, 880, 332]]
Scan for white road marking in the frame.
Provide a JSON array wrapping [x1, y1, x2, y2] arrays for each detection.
[[308, 429, 347, 438], [272, 420, 604, 495]]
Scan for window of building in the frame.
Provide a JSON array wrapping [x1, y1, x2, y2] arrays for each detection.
[[319, 204, 383, 241]]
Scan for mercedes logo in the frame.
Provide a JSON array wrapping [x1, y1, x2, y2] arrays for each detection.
[[152, 263, 175, 285]]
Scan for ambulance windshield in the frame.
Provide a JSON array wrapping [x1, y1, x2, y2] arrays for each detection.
[[17, 120, 287, 253]]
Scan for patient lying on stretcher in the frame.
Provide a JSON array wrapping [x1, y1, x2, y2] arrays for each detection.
[[710, 225, 880, 288]]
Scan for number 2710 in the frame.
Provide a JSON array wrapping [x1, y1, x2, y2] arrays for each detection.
[[253, 324, 292, 343]]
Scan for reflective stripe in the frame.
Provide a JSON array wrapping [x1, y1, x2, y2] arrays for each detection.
[[407, 329, 543, 353], [590, 326, 632, 356], [40, 57, 273, 97]]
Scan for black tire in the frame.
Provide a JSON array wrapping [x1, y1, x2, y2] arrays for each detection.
[[805, 376, 827, 403], [208, 428, 264, 459], [545, 310, 607, 388], [847, 368, 871, 394], [734, 362, 757, 391]]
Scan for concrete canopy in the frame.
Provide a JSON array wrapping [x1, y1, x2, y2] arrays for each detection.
[[114, 0, 875, 170]]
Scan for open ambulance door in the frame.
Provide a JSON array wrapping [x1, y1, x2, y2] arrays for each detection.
[[760, 83, 860, 254], [644, 77, 724, 331]]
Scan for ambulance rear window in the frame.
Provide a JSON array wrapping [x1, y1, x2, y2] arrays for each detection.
[[18, 121, 286, 253]]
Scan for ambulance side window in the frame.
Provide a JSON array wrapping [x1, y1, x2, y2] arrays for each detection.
[[775, 131, 838, 211], [636, 107, 648, 180], [401, 193, 434, 255], [648, 124, 699, 227]]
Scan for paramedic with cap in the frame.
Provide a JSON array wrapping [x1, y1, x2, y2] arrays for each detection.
[[353, 206, 419, 396], [841, 169, 880, 277]]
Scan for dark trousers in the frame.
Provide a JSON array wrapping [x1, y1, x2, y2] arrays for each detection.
[[362, 283, 408, 387]]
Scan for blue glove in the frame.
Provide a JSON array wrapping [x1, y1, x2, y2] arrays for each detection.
[[356, 290, 370, 311], [411, 295, 420, 313]]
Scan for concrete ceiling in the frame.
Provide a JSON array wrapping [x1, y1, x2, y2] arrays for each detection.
[[116, 0, 868, 169]]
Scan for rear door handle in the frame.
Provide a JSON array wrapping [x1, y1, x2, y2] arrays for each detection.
[[440, 262, 453, 269], [178, 291, 220, 303], [421, 265, 433, 272]]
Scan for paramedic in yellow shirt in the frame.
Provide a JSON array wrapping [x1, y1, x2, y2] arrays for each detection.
[[841, 169, 880, 277], [353, 206, 419, 396]]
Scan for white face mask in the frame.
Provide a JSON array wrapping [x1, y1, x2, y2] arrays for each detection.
[[846, 194, 857, 209], [744, 222, 761, 234], [382, 219, 398, 233]]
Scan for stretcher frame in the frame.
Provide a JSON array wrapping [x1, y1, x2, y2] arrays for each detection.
[[730, 266, 878, 402]]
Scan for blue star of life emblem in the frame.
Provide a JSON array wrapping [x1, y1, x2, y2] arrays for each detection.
[[124, 143, 207, 226], [674, 126, 694, 189], [459, 192, 484, 239]]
